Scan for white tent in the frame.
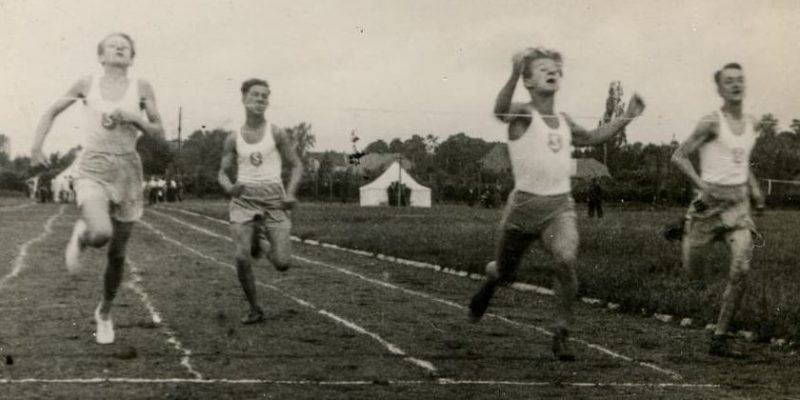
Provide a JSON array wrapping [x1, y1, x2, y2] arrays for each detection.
[[359, 161, 431, 207]]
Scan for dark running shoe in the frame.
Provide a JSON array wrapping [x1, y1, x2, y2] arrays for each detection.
[[551, 328, 576, 361], [663, 219, 686, 242], [241, 307, 266, 325], [709, 334, 745, 358], [468, 283, 496, 323]]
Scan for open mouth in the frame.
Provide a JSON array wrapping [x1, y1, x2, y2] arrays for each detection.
[[546, 78, 557, 84]]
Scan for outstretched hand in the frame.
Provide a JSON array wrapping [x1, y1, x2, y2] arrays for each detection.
[[624, 93, 646, 119], [109, 109, 140, 126], [282, 193, 298, 210], [228, 183, 245, 198], [511, 48, 536, 76]]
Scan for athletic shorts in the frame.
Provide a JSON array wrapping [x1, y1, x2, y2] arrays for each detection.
[[229, 182, 291, 230], [74, 150, 144, 222], [685, 183, 755, 246], [499, 190, 576, 237]]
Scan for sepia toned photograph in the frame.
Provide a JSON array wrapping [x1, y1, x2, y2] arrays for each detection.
[[0, 0, 799, 398]]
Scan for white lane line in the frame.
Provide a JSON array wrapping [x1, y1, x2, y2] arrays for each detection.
[[138, 218, 438, 376], [298, 256, 683, 380], [153, 208, 684, 381], [162, 207, 228, 225], [0, 203, 34, 212], [0, 377, 722, 388], [125, 260, 203, 380], [161, 208, 593, 303], [1, 206, 65, 288]]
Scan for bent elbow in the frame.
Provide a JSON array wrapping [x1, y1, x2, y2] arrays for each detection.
[[670, 152, 684, 167]]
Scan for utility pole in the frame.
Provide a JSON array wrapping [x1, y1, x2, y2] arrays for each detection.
[[397, 156, 403, 206], [176, 107, 183, 176]]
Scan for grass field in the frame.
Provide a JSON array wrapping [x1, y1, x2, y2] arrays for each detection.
[[176, 200, 800, 342], [1, 199, 799, 399]]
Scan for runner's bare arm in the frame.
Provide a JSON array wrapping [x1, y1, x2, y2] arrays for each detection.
[[494, 50, 532, 123], [30, 77, 90, 166], [112, 79, 164, 138], [274, 126, 303, 206], [218, 132, 240, 196], [570, 93, 646, 146], [671, 114, 717, 191], [748, 172, 765, 211], [507, 115, 533, 141]]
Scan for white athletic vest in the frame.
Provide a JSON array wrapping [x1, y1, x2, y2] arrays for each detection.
[[508, 107, 573, 195], [82, 75, 141, 154], [699, 110, 756, 186], [236, 123, 283, 185]]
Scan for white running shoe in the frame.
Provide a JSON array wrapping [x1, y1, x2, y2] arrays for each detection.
[[65, 220, 87, 273], [94, 304, 115, 345]]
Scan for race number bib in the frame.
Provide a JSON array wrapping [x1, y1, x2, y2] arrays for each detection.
[[548, 133, 563, 153], [249, 152, 263, 166], [101, 113, 117, 129]]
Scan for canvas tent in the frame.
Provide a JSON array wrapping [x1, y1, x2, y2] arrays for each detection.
[[359, 161, 431, 207]]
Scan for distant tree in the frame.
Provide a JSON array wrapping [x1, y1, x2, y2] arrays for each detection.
[[137, 134, 174, 176], [284, 122, 316, 167], [0, 134, 9, 156], [363, 139, 390, 154], [790, 119, 800, 136], [756, 113, 779, 138], [424, 134, 439, 155], [434, 132, 493, 176], [401, 135, 429, 170], [388, 138, 404, 153], [179, 129, 230, 196]]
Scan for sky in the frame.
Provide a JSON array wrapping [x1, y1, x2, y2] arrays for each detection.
[[1, 0, 799, 157]]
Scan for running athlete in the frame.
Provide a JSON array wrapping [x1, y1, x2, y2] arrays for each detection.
[[218, 78, 303, 324], [671, 63, 764, 358], [468, 47, 645, 361], [30, 33, 164, 344]]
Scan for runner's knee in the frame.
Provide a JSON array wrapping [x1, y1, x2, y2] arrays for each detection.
[[235, 247, 252, 264], [552, 244, 577, 265], [85, 227, 112, 247]]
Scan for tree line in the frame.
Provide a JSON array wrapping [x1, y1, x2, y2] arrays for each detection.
[[2, 113, 800, 206]]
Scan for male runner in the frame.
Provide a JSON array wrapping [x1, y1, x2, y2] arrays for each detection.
[[31, 33, 164, 344], [468, 47, 645, 361], [671, 63, 764, 357], [218, 78, 303, 324]]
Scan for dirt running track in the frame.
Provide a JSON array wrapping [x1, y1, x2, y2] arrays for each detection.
[[0, 203, 797, 399]]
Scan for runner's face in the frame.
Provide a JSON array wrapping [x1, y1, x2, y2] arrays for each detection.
[[524, 58, 562, 93], [717, 68, 745, 103], [99, 35, 133, 66], [243, 85, 270, 114]]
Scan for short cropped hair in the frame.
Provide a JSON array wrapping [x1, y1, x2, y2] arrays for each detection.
[[714, 63, 743, 85], [241, 78, 270, 96], [521, 47, 563, 79], [97, 33, 136, 59]]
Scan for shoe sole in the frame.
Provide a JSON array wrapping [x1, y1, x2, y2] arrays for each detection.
[[94, 309, 115, 345]]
